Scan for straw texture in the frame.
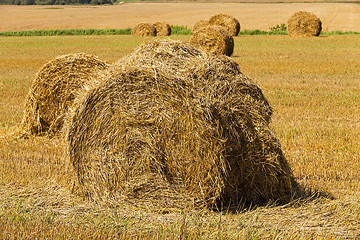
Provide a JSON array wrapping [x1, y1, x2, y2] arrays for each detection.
[[132, 23, 157, 36], [192, 20, 210, 33], [66, 39, 294, 211], [21, 53, 109, 137], [287, 11, 322, 37], [153, 21, 171, 36], [209, 13, 240, 36], [190, 25, 234, 56]]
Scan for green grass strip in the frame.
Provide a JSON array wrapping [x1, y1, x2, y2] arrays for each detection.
[[238, 29, 288, 35], [320, 31, 360, 35], [1, 28, 360, 37]]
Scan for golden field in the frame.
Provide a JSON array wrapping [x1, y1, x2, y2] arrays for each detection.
[[1, 3, 360, 32], [0, 34, 359, 239]]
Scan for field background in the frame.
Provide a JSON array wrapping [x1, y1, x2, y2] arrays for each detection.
[[1, 3, 360, 32], [1, 3, 360, 239]]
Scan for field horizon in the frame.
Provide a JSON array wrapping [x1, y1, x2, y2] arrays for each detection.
[[1, 3, 360, 32]]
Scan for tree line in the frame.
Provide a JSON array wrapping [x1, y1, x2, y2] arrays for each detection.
[[0, 0, 115, 5]]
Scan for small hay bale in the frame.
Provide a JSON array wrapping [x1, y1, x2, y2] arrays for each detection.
[[132, 23, 157, 36], [153, 21, 171, 36], [192, 20, 210, 32], [190, 25, 234, 56], [66, 39, 294, 211], [208, 13, 240, 36], [21, 53, 109, 137], [287, 11, 322, 37]]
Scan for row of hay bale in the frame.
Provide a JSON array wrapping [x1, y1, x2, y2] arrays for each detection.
[[132, 21, 171, 36], [189, 11, 322, 56], [132, 11, 321, 58], [194, 11, 322, 37], [20, 39, 296, 211]]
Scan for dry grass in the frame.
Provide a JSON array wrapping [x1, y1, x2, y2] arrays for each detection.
[[0, 35, 360, 239]]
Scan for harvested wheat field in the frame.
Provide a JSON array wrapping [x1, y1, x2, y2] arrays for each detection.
[[0, 21, 360, 240], [1, 3, 360, 32]]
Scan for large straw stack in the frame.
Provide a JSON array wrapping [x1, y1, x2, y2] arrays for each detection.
[[66, 39, 294, 211], [190, 25, 234, 56], [153, 21, 171, 36], [132, 23, 157, 36], [209, 13, 240, 36], [21, 53, 109, 137], [287, 11, 322, 37]]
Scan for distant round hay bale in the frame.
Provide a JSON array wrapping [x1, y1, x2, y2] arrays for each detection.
[[190, 25, 234, 56], [209, 13, 240, 36], [287, 11, 322, 37], [21, 53, 109, 137], [153, 21, 171, 36], [66, 39, 294, 211], [192, 20, 210, 32], [132, 23, 157, 36]]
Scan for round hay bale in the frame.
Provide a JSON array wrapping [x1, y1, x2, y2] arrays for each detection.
[[192, 20, 210, 32], [189, 25, 234, 56], [66, 39, 294, 211], [21, 53, 109, 137], [132, 23, 157, 37], [287, 11, 322, 37], [153, 21, 171, 36], [208, 13, 240, 36]]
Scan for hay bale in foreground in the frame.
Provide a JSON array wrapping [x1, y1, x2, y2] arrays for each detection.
[[190, 25, 234, 56], [21, 53, 109, 137], [287, 11, 322, 37], [66, 39, 294, 211], [132, 23, 157, 36], [192, 20, 210, 32], [209, 13, 240, 36], [153, 21, 171, 36]]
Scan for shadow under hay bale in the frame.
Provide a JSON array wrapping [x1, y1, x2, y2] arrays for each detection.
[[209, 13, 240, 37], [190, 25, 234, 56], [66, 39, 294, 211], [287, 11, 322, 37], [132, 23, 157, 37], [192, 20, 210, 33], [153, 21, 171, 36], [21, 53, 109, 137]]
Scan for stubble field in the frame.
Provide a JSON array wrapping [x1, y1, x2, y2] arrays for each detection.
[[1, 3, 360, 32], [1, 1, 360, 238], [0, 33, 359, 239]]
